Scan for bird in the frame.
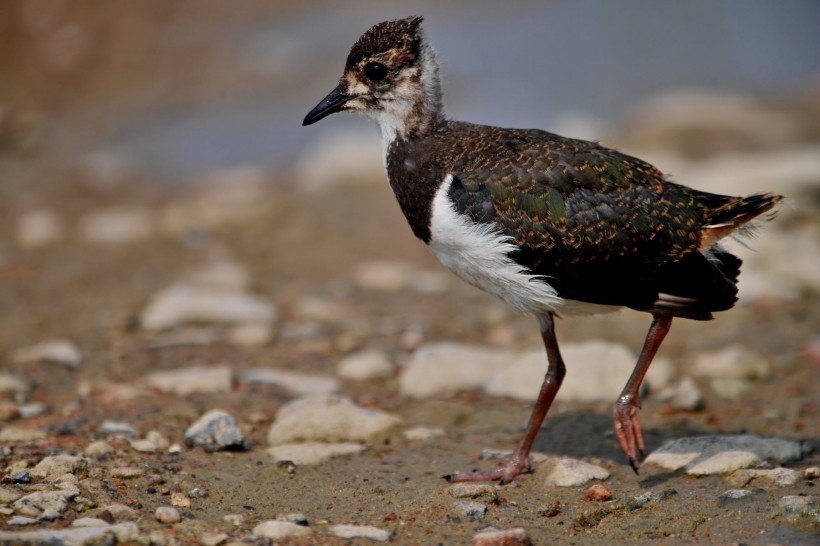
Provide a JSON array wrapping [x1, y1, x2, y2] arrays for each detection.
[[302, 16, 782, 485]]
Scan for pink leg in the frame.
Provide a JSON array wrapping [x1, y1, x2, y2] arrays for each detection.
[[445, 313, 565, 485], [613, 314, 673, 472]]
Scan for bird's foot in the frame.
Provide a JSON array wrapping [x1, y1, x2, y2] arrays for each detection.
[[613, 396, 644, 472], [443, 453, 531, 485]]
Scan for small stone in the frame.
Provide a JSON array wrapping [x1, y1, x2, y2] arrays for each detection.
[[188, 487, 206, 498], [98, 420, 137, 439], [447, 483, 498, 502], [537, 501, 562, 517], [146, 364, 233, 396], [9, 469, 31, 484], [690, 346, 771, 379], [280, 512, 309, 525], [0, 487, 22, 504], [267, 442, 365, 465], [96, 503, 140, 521], [655, 376, 703, 411], [109, 466, 143, 479], [239, 368, 339, 396], [72, 517, 111, 527], [184, 409, 250, 452], [84, 441, 114, 458], [583, 483, 612, 501], [403, 425, 446, 441], [79, 207, 154, 244], [11, 339, 82, 369], [803, 466, 819, 479], [13, 490, 77, 518], [455, 500, 488, 517], [130, 439, 157, 453], [471, 526, 533, 546], [709, 377, 751, 400], [228, 322, 273, 346], [6, 516, 38, 525], [327, 524, 391, 542], [543, 458, 610, 487], [171, 491, 191, 508], [17, 403, 47, 419], [337, 349, 395, 380], [718, 489, 753, 502], [644, 435, 804, 475], [29, 454, 87, 479], [400, 343, 505, 398], [0, 373, 30, 395], [17, 209, 63, 247], [146, 430, 170, 451], [0, 426, 47, 442], [53, 473, 80, 492], [223, 513, 244, 526], [154, 506, 181, 523], [200, 531, 230, 546], [268, 394, 401, 445], [140, 282, 275, 331], [254, 520, 312, 540], [776, 495, 819, 523], [727, 467, 801, 488]]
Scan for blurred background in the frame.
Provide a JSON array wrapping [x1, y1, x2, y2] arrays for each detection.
[[0, 2, 818, 541]]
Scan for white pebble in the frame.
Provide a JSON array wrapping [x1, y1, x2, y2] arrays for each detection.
[[337, 349, 395, 380], [154, 506, 181, 523]]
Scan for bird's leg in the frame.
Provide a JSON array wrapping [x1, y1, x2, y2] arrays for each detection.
[[445, 313, 565, 485], [613, 313, 673, 472]]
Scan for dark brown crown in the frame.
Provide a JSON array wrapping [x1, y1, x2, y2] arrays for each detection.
[[345, 16, 424, 71]]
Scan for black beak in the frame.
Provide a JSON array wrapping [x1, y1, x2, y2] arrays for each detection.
[[302, 85, 352, 126]]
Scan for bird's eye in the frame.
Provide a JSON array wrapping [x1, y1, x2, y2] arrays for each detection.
[[363, 62, 388, 82]]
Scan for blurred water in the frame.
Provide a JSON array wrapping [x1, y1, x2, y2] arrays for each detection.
[[99, 0, 820, 180]]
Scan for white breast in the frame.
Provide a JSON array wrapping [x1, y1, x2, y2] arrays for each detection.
[[427, 174, 618, 317]]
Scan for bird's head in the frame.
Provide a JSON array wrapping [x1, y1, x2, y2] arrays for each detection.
[[303, 16, 443, 140]]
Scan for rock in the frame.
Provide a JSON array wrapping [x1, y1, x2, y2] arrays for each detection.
[[0, 486, 22, 503], [484, 341, 669, 402], [53, 473, 80, 493], [171, 492, 191, 508], [154, 506, 181, 523], [29, 454, 87, 479], [403, 425, 446, 441], [0, 523, 139, 545], [11, 339, 82, 369], [267, 442, 365, 465], [227, 322, 273, 346], [644, 435, 804, 475], [0, 426, 47, 442], [17, 402, 48, 418], [709, 377, 751, 400], [471, 527, 533, 546], [72, 517, 111, 527], [184, 409, 250, 452], [690, 346, 771, 379], [776, 495, 819, 523], [337, 349, 395, 380], [223, 513, 244, 526], [718, 489, 753, 502], [254, 520, 312, 540], [98, 420, 136, 439], [400, 343, 507, 398], [655, 376, 703, 411], [146, 364, 233, 396], [140, 282, 275, 331], [543, 458, 610, 487], [13, 490, 77, 519], [727, 467, 801, 488], [280, 513, 309, 525], [109, 467, 143, 479], [6, 516, 37, 526], [455, 500, 488, 517], [79, 207, 154, 244], [0, 373, 30, 395], [94, 503, 140, 522], [352, 260, 449, 294], [129, 439, 157, 453], [584, 483, 612, 501], [804, 467, 819, 479], [16, 209, 63, 248], [327, 524, 391, 542], [239, 368, 339, 396], [200, 531, 230, 546], [447, 483, 498, 502], [268, 394, 401, 445]]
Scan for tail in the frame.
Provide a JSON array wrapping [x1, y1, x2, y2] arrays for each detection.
[[699, 192, 783, 249]]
